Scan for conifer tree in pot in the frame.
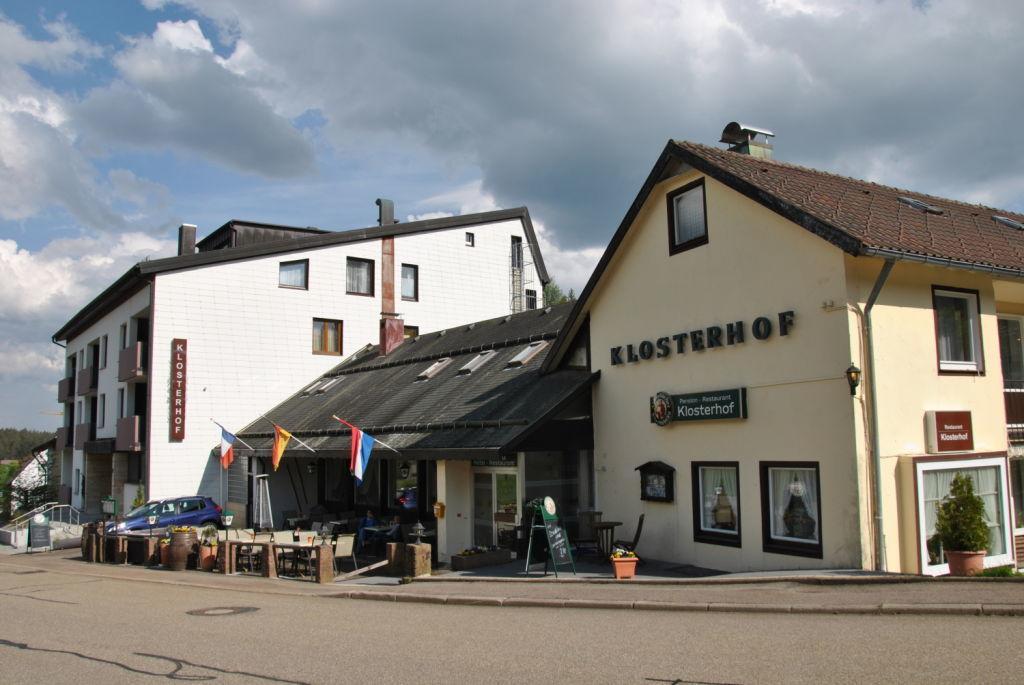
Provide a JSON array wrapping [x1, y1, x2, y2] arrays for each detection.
[[934, 473, 990, 576]]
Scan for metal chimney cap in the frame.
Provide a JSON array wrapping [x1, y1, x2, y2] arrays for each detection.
[[720, 122, 775, 145]]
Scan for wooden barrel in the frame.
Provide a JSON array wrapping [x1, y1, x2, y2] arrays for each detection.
[[166, 530, 196, 571]]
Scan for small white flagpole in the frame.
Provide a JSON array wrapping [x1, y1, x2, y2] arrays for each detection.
[[260, 414, 317, 453], [332, 415, 402, 454], [210, 418, 256, 451]]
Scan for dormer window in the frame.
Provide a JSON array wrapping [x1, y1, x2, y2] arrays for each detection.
[[667, 178, 708, 255], [417, 357, 452, 381], [507, 341, 548, 368], [458, 350, 494, 375]]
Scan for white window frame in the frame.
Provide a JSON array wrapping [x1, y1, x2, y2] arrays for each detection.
[[915, 456, 1014, 576], [934, 288, 983, 373], [1008, 455, 1024, 537]]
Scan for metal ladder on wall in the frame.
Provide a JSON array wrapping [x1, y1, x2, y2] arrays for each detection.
[[509, 239, 536, 313]]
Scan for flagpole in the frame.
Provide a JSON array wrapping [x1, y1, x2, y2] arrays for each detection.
[[210, 418, 256, 451], [260, 415, 317, 453], [332, 415, 402, 454]]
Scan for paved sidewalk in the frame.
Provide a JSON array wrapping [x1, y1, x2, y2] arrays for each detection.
[[3, 548, 1023, 616]]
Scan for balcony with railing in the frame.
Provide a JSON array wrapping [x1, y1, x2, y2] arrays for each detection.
[[1005, 379, 1024, 442], [118, 342, 147, 383], [57, 376, 75, 403], [55, 426, 70, 451], [116, 415, 143, 452], [76, 366, 97, 397], [73, 422, 94, 450]]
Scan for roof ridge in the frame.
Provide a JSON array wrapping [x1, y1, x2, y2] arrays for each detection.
[[674, 140, 1024, 221]]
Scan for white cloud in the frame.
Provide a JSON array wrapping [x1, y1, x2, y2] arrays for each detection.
[[76, 20, 315, 178], [0, 341, 62, 381]]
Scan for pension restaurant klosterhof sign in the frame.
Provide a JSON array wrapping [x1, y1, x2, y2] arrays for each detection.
[[169, 338, 187, 441], [925, 410, 973, 453], [651, 388, 747, 426]]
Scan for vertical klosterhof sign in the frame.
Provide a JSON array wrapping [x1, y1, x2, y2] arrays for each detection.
[[169, 338, 187, 441]]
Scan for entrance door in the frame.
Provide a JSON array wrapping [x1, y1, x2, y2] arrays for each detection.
[[472, 470, 519, 548]]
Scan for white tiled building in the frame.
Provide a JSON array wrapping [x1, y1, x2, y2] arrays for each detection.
[[52, 202, 548, 519]]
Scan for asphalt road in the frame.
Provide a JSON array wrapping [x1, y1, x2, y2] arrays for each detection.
[[0, 565, 1019, 684]]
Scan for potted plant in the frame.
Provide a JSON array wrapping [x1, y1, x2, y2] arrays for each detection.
[[934, 473, 990, 576], [610, 547, 638, 580], [198, 524, 219, 571]]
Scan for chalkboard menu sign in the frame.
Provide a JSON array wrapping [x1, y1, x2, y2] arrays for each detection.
[[29, 521, 51, 551], [523, 497, 575, 576]]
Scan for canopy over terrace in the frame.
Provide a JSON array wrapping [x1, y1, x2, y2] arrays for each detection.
[[233, 304, 596, 554]]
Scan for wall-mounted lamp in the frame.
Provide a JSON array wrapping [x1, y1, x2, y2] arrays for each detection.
[[845, 364, 862, 396], [398, 462, 411, 480]]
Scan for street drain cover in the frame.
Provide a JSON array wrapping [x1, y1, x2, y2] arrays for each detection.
[[186, 606, 259, 617]]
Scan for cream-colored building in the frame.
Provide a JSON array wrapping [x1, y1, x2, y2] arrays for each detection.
[[542, 126, 1024, 574]]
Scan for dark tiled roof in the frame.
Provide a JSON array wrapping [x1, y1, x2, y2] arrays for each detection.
[[673, 141, 1024, 272], [237, 303, 594, 456], [54, 207, 550, 342], [542, 139, 1024, 373]]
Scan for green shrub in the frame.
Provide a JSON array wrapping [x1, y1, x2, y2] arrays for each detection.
[[976, 566, 1019, 578], [935, 473, 990, 553]]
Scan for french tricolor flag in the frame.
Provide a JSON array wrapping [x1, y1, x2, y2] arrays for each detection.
[[333, 416, 378, 484], [219, 427, 236, 470]]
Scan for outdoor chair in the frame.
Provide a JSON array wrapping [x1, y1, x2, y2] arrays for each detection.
[[613, 514, 644, 559], [333, 534, 358, 574]]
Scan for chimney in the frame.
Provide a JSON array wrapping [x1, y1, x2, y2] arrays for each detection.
[[177, 224, 197, 256], [376, 198, 398, 227], [719, 122, 775, 159], [379, 234, 404, 356]]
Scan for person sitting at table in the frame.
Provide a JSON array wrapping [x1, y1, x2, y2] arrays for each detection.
[[355, 510, 378, 552], [363, 515, 402, 554]]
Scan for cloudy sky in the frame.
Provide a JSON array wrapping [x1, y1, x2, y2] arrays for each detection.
[[2, 0, 1023, 430]]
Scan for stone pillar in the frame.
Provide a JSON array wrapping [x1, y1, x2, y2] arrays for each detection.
[[315, 543, 334, 584], [261, 543, 278, 579], [404, 543, 431, 578], [386, 542, 406, 576]]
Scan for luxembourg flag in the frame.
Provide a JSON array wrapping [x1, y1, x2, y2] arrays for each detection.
[[333, 416, 397, 484]]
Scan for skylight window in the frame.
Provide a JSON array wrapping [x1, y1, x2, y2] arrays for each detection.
[[994, 215, 1024, 231], [417, 357, 452, 381], [315, 377, 343, 394], [898, 196, 943, 215], [507, 341, 549, 368], [458, 350, 495, 375], [301, 379, 326, 396]]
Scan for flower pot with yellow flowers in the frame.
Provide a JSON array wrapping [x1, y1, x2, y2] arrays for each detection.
[[610, 547, 638, 579]]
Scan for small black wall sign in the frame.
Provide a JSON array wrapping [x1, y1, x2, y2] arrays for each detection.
[[650, 388, 747, 425]]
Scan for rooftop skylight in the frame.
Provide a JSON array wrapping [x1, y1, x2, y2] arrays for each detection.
[[994, 215, 1024, 231], [315, 377, 343, 394], [417, 357, 452, 381], [898, 196, 943, 215], [506, 341, 548, 368], [458, 350, 495, 375]]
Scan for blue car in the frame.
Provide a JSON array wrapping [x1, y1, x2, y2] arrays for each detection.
[[106, 496, 223, 533]]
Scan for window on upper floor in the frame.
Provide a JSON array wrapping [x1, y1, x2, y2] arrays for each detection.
[[401, 264, 419, 301], [279, 259, 309, 289], [465, 232, 475, 247], [97, 393, 106, 429], [118, 388, 125, 419], [525, 289, 537, 310], [933, 287, 983, 373], [312, 318, 343, 355], [347, 257, 374, 296], [119, 323, 128, 350], [511, 236, 524, 270], [667, 178, 708, 255], [99, 335, 108, 369]]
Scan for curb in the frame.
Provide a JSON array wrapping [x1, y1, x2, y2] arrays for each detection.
[[412, 573, 1024, 587]]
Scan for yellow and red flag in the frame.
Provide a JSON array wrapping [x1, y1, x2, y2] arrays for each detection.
[[271, 424, 292, 471]]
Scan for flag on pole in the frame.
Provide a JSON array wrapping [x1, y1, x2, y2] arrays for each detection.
[[219, 427, 236, 470], [271, 424, 292, 472], [332, 416, 388, 484]]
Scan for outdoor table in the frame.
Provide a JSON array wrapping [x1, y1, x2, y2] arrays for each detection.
[[222, 539, 270, 575], [273, 542, 332, 581], [593, 521, 622, 557]]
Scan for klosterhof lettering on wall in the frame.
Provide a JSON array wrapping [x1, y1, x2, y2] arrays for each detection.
[[610, 310, 795, 366], [169, 338, 187, 442]]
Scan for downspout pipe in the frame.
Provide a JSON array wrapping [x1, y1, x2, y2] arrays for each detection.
[[865, 258, 896, 572]]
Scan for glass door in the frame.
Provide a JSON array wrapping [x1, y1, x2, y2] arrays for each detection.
[[472, 470, 520, 548], [473, 473, 493, 547]]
